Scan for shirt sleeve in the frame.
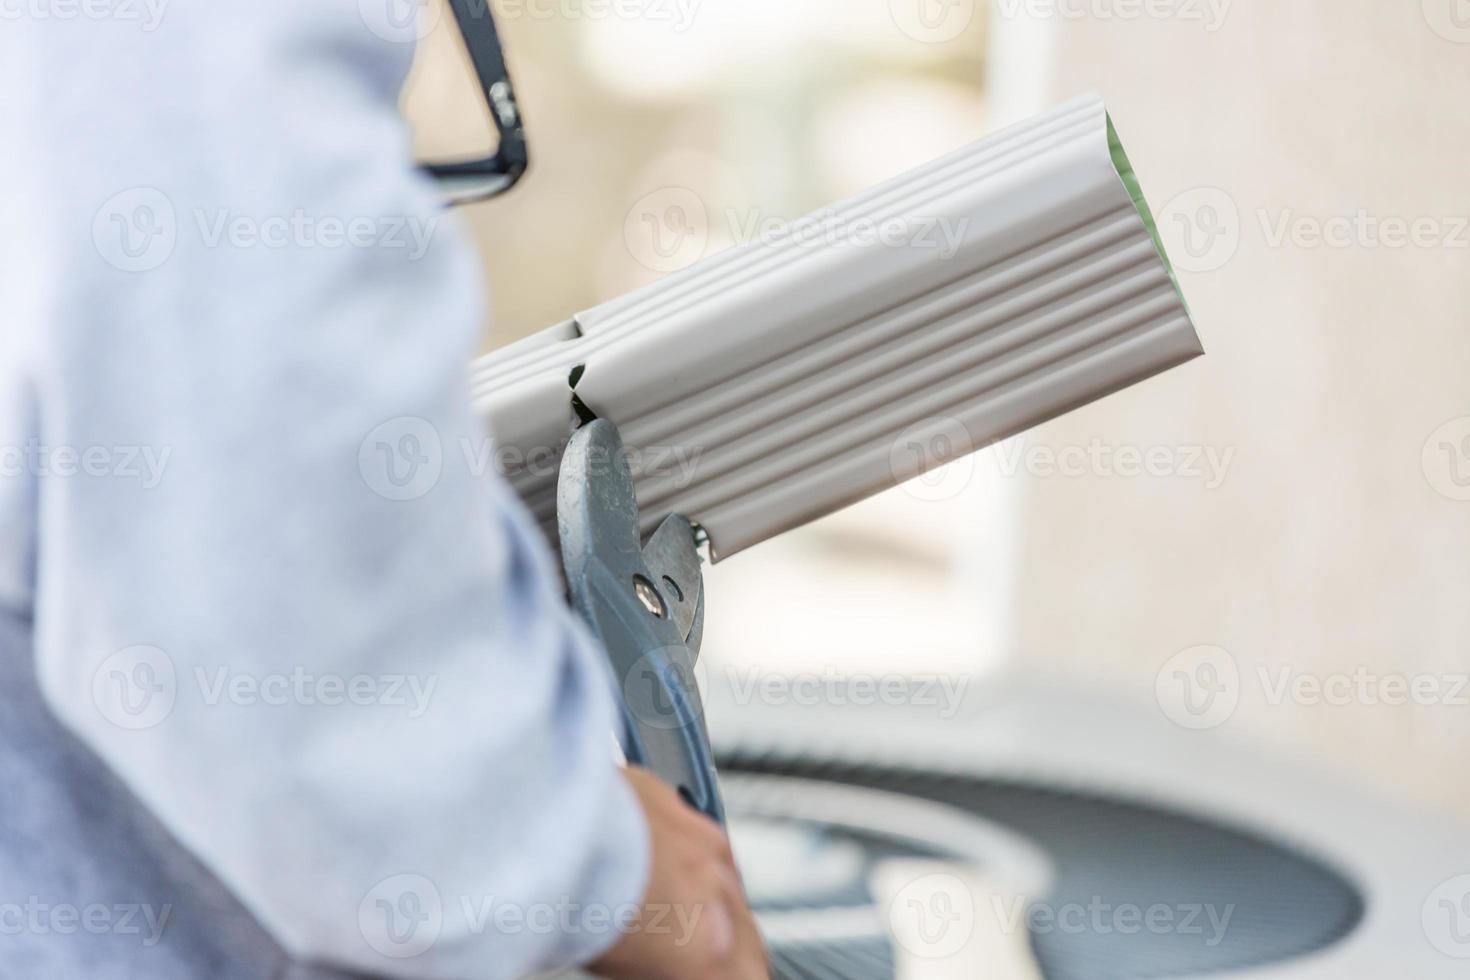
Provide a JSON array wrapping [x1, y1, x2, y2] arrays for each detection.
[[6, 1, 649, 976]]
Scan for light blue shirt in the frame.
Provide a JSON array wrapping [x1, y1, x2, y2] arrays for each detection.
[[0, 2, 648, 976]]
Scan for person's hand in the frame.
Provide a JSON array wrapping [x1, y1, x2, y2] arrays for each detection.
[[589, 767, 769, 980]]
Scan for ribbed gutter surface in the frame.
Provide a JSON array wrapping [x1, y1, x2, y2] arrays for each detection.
[[472, 93, 1200, 559]]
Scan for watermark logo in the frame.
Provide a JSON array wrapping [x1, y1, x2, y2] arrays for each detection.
[[477, 436, 705, 489], [92, 645, 178, 731], [1422, 0, 1470, 43], [1159, 654, 1470, 723], [360, 874, 443, 959], [94, 188, 177, 273], [194, 667, 437, 718], [1258, 209, 1470, 252], [991, 896, 1233, 945], [888, 422, 1234, 502], [94, 188, 439, 272], [93, 645, 438, 727], [625, 187, 711, 273], [358, 877, 698, 959], [621, 647, 710, 732], [1424, 875, 1470, 958], [1160, 186, 1470, 274], [462, 898, 689, 942], [1157, 187, 1240, 274], [994, 0, 1231, 31], [1, 0, 167, 27], [1257, 666, 1470, 709], [726, 208, 968, 260], [359, 0, 441, 43], [495, 0, 701, 31], [360, 422, 706, 502], [0, 441, 172, 488], [360, 417, 444, 501], [888, 873, 976, 959], [623, 191, 969, 273], [0, 0, 169, 29], [629, 659, 971, 728], [723, 666, 971, 719], [1423, 416, 1470, 502], [0, 899, 173, 946], [992, 437, 1235, 489], [193, 209, 437, 259], [889, 416, 978, 503], [1155, 645, 1239, 730], [888, 0, 976, 44]]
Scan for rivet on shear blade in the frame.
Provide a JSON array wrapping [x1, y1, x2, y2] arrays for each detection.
[[632, 576, 665, 619]]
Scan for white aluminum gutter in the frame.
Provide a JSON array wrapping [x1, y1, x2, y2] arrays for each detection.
[[472, 93, 1201, 560]]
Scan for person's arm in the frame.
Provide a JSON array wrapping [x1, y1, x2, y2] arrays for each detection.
[[5, 2, 764, 976]]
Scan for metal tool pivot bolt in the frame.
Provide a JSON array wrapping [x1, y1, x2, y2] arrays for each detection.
[[632, 575, 665, 618]]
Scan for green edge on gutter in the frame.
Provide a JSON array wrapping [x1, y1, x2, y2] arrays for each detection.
[[1107, 113, 1189, 315]]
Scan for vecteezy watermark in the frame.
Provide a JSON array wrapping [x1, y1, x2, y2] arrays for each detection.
[[359, 417, 705, 502], [0, 899, 173, 947], [92, 645, 439, 730], [93, 645, 179, 731], [723, 666, 972, 719], [989, 437, 1235, 489], [889, 416, 979, 503], [194, 666, 438, 718], [358, 874, 702, 960], [1257, 209, 1470, 252], [887, 419, 1233, 504], [194, 209, 438, 260], [93, 188, 178, 273], [1156, 645, 1470, 731], [93, 187, 440, 273], [620, 658, 972, 731], [358, 0, 441, 44], [359, 417, 444, 502], [1156, 186, 1242, 273], [624, 187, 710, 274], [994, 0, 1231, 31], [621, 647, 710, 732], [375, 0, 701, 37], [0, 0, 168, 30], [887, 0, 977, 44], [1421, 0, 1470, 44], [457, 897, 697, 945], [0, 441, 172, 489], [1424, 875, 1470, 958], [495, 0, 701, 31], [1257, 666, 1470, 709], [991, 896, 1234, 946], [1157, 186, 1470, 273], [360, 875, 443, 959], [622, 188, 970, 273], [1155, 645, 1240, 730], [724, 208, 969, 261], [887, 873, 976, 959], [467, 435, 705, 489], [1013, 897, 1234, 944], [1422, 416, 1470, 502]]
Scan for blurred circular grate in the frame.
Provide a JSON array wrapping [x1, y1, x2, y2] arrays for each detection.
[[768, 937, 900, 980], [722, 752, 1364, 980], [727, 773, 1050, 980]]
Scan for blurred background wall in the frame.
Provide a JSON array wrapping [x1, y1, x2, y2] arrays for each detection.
[[1010, 1, 1470, 822], [403, 0, 1470, 821]]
